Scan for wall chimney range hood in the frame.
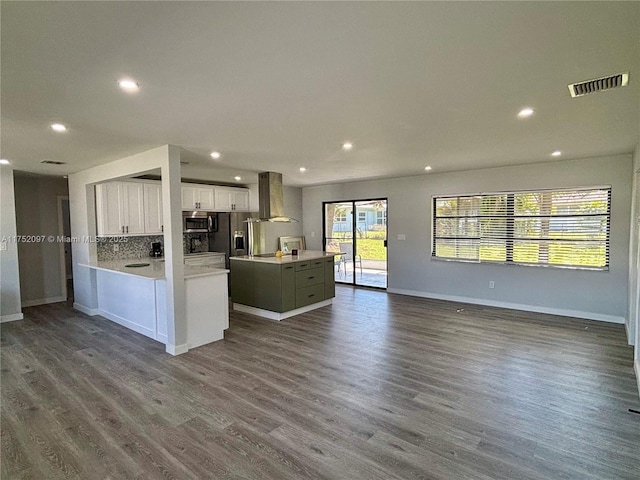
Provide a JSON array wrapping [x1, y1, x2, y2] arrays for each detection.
[[255, 171, 298, 223]]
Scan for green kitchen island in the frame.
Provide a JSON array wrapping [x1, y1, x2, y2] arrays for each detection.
[[230, 251, 338, 320]]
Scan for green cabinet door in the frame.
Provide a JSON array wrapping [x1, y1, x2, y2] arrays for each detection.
[[281, 264, 296, 311], [254, 263, 286, 312], [230, 260, 255, 306], [324, 257, 335, 299]]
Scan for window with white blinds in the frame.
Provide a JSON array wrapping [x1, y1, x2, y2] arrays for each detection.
[[432, 187, 611, 270]]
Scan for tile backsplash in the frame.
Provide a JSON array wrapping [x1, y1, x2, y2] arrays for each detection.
[[97, 235, 164, 261], [97, 234, 211, 260], [183, 233, 210, 255]]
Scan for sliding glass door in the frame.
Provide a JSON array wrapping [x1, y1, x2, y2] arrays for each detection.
[[323, 199, 387, 289]]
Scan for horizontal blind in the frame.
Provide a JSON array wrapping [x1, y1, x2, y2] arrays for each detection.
[[432, 188, 610, 269]]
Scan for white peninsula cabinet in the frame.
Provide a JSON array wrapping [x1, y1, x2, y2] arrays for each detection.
[[96, 181, 145, 235], [214, 187, 250, 212], [79, 259, 230, 352]]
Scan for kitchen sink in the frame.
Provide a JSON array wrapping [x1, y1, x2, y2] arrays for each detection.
[[125, 263, 150, 268]]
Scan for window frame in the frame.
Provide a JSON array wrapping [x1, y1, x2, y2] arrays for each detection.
[[431, 186, 611, 271], [334, 212, 347, 223]]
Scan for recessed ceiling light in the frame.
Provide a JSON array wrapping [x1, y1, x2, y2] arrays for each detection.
[[50, 123, 67, 132], [299, 167, 307, 172], [551, 150, 562, 157], [342, 142, 353, 151], [0, 159, 10, 165], [118, 79, 139, 92], [424, 166, 432, 171], [517, 108, 535, 118], [234, 176, 242, 181], [210, 151, 221, 159]]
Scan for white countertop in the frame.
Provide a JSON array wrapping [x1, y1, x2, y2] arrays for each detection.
[[230, 250, 338, 264], [79, 258, 229, 280]]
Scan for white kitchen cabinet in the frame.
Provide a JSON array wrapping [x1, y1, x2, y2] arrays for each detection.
[[214, 187, 250, 212], [182, 184, 215, 211], [144, 183, 164, 234], [96, 181, 144, 235]]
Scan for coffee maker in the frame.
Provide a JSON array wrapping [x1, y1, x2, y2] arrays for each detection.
[[149, 242, 163, 258]]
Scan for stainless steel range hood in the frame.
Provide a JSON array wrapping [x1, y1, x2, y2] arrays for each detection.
[[254, 171, 298, 223]]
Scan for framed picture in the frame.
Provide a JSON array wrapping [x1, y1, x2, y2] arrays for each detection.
[[279, 236, 306, 253]]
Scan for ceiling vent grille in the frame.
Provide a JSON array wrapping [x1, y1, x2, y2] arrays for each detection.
[[40, 160, 66, 165], [568, 72, 629, 97]]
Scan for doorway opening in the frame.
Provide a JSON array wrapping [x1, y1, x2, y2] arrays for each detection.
[[58, 196, 74, 304], [323, 199, 387, 289]]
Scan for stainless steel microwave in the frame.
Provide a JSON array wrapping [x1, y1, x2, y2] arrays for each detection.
[[183, 211, 217, 233]]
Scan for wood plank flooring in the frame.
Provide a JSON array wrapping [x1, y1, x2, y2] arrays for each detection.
[[2, 286, 639, 479]]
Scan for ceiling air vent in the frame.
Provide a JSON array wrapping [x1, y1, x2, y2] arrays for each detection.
[[568, 72, 629, 97], [40, 160, 66, 165]]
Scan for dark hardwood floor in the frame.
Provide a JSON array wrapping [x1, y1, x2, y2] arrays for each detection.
[[2, 286, 639, 479]]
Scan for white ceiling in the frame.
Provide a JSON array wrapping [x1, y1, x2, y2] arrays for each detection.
[[1, 2, 638, 186]]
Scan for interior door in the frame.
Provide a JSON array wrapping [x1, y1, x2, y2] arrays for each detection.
[[323, 199, 387, 289]]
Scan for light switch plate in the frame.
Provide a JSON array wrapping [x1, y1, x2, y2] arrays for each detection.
[[397, 234, 406, 241]]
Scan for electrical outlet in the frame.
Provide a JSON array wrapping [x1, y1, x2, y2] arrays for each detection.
[[489, 281, 495, 289], [0, 241, 7, 251], [397, 234, 406, 241], [311, 231, 315, 237], [113, 244, 119, 252]]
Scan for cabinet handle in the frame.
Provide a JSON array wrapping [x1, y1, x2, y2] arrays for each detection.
[[122, 226, 125, 233], [285, 266, 293, 270], [308, 276, 315, 280], [126, 226, 129, 233], [308, 294, 315, 298], [300, 263, 308, 267], [161, 225, 164, 232]]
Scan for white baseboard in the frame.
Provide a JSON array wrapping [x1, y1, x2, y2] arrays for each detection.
[[97, 309, 155, 340], [233, 298, 333, 321], [635, 360, 640, 399], [625, 321, 636, 346], [1, 313, 24, 323], [21, 296, 66, 308], [73, 302, 99, 316], [165, 343, 189, 356], [387, 288, 626, 324]]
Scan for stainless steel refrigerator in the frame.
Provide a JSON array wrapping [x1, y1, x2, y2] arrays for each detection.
[[208, 212, 255, 268]]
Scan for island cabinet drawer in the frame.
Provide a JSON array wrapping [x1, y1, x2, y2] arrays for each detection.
[[296, 284, 325, 308], [309, 259, 326, 269], [295, 267, 324, 288], [294, 261, 311, 271]]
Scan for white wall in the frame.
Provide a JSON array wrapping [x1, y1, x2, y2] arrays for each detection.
[[303, 154, 633, 323], [0, 166, 23, 322], [14, 174, 69, 306], [69, 145, 187, 355], [629, 144, 640, 389]]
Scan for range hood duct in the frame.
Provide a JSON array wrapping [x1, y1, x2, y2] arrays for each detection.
[[256, 171, 298, 223]]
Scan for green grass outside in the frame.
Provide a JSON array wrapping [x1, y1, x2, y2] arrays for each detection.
[[327, 232, 387, 261], [435, 244, 606, 267]]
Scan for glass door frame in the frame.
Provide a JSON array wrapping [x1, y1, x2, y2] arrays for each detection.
[[322, 197, 388, 289]]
